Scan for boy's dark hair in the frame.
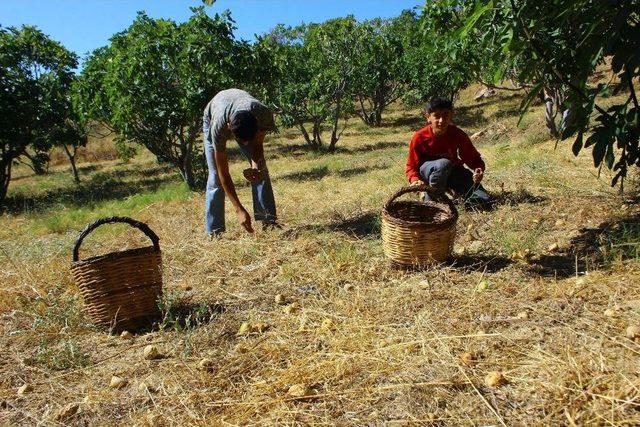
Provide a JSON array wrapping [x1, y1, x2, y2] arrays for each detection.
[[426, 97, 454, 113], [230, 110, 258, 142]]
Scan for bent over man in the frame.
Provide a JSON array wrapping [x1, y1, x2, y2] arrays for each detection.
[[203, 88, 279, 235]]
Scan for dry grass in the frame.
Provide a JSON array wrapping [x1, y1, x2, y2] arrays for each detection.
[[1, 85, 639, 426]]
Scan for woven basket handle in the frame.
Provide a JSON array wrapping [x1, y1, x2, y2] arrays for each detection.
[[383, 183, 449, 211], [72, 216, 160, 262]]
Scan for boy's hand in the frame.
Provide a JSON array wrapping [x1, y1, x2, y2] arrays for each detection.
[[237, 208, 254, 233], [410, 179, 425, 186], [473, 168, 484, 183], [243, 168, 263, 184]]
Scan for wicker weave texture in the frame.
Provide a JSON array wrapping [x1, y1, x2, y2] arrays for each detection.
[[381, 185, 457, 267], [71, 247, 162, 330], [71, 217, 163, 331]]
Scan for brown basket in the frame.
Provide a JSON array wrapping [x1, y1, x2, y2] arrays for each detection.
[[70, 217, 163, 331], [381, 184, 458, 267]]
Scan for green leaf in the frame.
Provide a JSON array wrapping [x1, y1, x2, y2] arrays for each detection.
[[202, 0, 216, 5], [592, 139, 608, 167], [492, 66, 504, 84], [457, 0, 493, 39], [571, 131, 583, 156], [604, 144, 615, 169], [517, 81, 543, 126]]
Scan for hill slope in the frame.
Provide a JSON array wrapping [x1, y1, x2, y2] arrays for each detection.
[[1, 86, 639, 425]]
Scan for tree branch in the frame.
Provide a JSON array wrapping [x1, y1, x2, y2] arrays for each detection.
[[627, 70, 639, 128], [477, 78, 529, 92], [507, 0, 611, 118]]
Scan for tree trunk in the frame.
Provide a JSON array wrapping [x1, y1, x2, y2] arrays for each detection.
[[62, 144, 80, 184], [543, 86, 560, 137], [329, 112, 339, 151], [329, 83, 345, 151], [312, 121, 323, 148], [371, 86, 385, 127], [0, 160, 11, 205], [180, 140, 197, 190], [180, 156, 196, 190], [373, 98, 384, 127], [298, 123, 314, 146], [356, 95, 372, 126], [23, 151, 48, 175]]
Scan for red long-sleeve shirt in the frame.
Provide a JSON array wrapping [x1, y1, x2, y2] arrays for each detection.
[[405, 124, 485, 183]]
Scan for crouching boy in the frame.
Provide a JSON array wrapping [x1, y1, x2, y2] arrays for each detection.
[[405, 97, 492, 208]]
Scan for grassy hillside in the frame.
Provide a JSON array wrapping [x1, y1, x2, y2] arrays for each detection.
[[1, 85, 639, 425]]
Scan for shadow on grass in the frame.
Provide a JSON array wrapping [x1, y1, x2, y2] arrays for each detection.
[[270, 140, 405, 158], [278, 166, 330, 182], [284, 210, 380, 239], [336, 140, 406, 155], [2, 164, 180, 215], [469, 92, 523, 109], [492, 105, 523, 121], [336, 163, 390, 178], [525, 213, 640, 278], [490, 189, 547, 206], [77, 163, 103, 174], [452, 106, 489, 129], [331, 211, 380, 237], [448, 254, 513, 273], [268, 142, 319, 157], [382, 114, 424, 129], [276, 163, 390, 183], [449, 214, 639, 278]]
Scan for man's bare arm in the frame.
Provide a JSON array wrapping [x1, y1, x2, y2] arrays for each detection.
[[250, 130, 267, 171], [214, 150, 254, 233]]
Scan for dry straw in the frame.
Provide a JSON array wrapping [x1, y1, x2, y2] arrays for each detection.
[[70, 216, 163, 331]]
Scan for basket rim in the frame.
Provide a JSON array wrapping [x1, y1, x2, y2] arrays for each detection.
[[382, 199, 458, 229], [71, 245, 161, 267]]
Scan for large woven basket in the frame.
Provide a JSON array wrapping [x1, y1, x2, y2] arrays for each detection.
[[70, 217, 163, 331], [381, 183, 458, 267]]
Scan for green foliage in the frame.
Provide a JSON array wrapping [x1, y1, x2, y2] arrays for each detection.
[[158, 292, 222, 332], [73, 46, 113, 128], [258, 17, 362, 150], [598, 218, 640, 266], [404, 1, 503, 105], [351, 15, 408, 126], [0, 25, 77, 204], [256, 25, 321, 145], [462, 0, 640, 190], [33, 337, 90, 371], [76, 8, 242, 189]]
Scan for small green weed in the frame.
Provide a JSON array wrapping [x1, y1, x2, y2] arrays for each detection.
[[598, 218, 640, 266], [158, 292, 223, 332], [32, 337, 90, 371]]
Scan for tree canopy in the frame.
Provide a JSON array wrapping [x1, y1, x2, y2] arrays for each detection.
[[2, 1, 638, 201], [77, 7, 242, 189], [462, 0, 640, 189], [0, 25, 77, 204]]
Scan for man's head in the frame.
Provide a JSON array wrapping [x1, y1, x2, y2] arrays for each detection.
[[425, 97, 454, 137], [230, 111, 258, 145]]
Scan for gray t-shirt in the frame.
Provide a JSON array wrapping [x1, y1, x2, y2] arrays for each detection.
[[203, 88, 275, 152]]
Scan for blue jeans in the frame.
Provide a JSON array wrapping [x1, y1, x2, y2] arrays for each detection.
[[203, 119, 277, 234], [419, 158, 492, 207]]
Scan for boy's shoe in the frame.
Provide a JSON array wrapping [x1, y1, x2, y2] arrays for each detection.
[[262, 220, 282, 231]]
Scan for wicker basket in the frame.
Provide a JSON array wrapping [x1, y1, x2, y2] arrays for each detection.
[[70, 217, 163, 331], [381, 184, 458, 267]]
